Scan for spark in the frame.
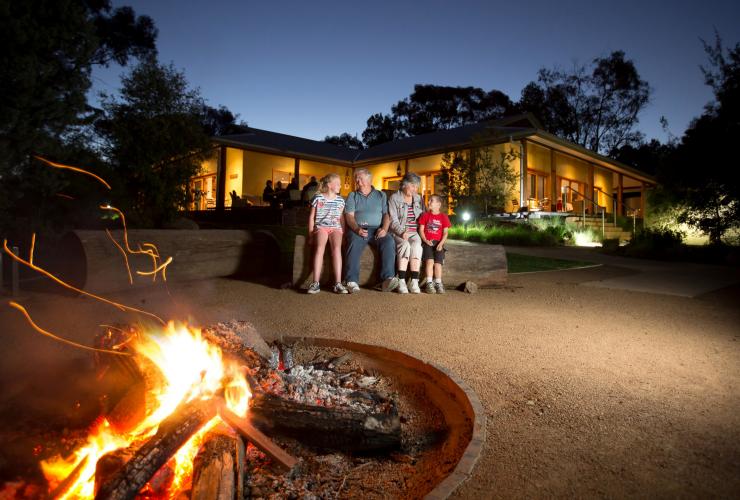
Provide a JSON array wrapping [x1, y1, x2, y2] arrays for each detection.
[[136, 256, 173, 279], [9, 302, 131, 356], [34, 155, 111, 190], [105, 229, 133, 285], [100, 205, 168, 281], [2, 238, 165, 325]]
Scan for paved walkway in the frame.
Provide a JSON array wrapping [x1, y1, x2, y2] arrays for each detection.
[[505, 246, 740, 297]]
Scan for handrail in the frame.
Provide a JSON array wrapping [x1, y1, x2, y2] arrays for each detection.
[[562, 186, 607, 238], [593, 188, 618, 226]]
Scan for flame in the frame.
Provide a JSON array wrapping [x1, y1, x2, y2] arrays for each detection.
[[40, 323, 251, 499]]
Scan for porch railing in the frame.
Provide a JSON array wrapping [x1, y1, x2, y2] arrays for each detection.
[[562, 186, 610, 239]]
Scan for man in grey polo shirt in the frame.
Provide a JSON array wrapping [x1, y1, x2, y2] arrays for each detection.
[[343, 168, 398, 293]]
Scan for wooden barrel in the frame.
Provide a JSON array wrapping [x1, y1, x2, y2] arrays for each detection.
[[293, 235, 507, 289]]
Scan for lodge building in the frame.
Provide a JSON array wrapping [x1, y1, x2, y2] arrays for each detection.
[[190, 114, 655, 217]]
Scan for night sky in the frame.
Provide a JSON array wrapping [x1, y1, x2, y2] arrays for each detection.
[[92, 0, 740, 144]]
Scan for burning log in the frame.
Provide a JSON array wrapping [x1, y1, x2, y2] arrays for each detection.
[[190, 432, 238, 500], [94, 399, 216, 500], [216, 400, 298, 471], [248, 393, 401, 452]]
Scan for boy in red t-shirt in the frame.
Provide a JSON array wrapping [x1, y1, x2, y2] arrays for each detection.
[[418, 194, 451, 294]]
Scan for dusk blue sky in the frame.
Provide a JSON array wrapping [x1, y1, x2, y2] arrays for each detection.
[[92, 0, 740, 145]]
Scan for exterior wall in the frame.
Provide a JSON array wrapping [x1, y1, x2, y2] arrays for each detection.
[[526, 142, 550, 173], [408, 154, 444, 174], [364, 161, 401, 190], [242, 150, 294, 199], [593, 167, 615, 212], [224, 147, 243, 206], [554, 151, 589, 185], [299, 160, 352, 196]]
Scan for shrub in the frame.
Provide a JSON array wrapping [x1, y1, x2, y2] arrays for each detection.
[[447, 222, 562, 246]]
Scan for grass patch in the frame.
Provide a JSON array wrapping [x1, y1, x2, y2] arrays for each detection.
[[447, 220, 590, 246], [506, 252, 595, 273]]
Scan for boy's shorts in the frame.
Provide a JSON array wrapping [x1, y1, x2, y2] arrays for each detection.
[[422, 240, 446, 264]]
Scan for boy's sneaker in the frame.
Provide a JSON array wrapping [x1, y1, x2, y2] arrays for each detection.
[[434, 281, 446, 294], [381, 276, 399, 292], [333, 282, 349, 294], [408, 279, 421, 294], [307, 282, 321, 294], [424, 281, 436, 294], [346, 281, 360, 294], [397, 279, 409, 294]]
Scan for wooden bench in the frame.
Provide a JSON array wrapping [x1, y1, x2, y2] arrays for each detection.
[[292, 235, 507, 289]]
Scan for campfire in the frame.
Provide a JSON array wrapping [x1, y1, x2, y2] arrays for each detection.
[[2, 158, 473, 499], [9, 320, 400, 500]]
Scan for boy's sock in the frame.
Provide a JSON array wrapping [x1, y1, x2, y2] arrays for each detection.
[[397, 270, 407, 280], [425, 276, 433, 284], [410, 271, 420, 280], [434, 278, 442, 283]]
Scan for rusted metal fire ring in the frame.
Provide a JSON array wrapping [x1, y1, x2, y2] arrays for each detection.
[[282, 337, 486, 500]]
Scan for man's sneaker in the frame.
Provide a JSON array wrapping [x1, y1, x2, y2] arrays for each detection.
[[333, 282, 349, 294], [434, 281, 446, 294], [381, 276, 399, 292], [397, 279, 409, 294], [346, 281, 360, 294], [424, 281, 436, 294], [408, 279, 421, 294], [307, 282, 321, 294]]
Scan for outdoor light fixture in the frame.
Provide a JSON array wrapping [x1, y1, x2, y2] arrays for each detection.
[[396, 163, 402, 176], [462, 211, 471, 233]]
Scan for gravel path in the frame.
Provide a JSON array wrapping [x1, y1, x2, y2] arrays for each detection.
[[1, 266, 739, 498]]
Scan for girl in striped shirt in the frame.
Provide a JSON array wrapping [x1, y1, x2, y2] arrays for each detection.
[[307, 173, 348, 294]]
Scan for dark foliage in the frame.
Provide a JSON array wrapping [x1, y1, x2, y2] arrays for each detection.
[[0, 0, 157, 234], [655, 34, 740, 243], [518, 51, 651, 154], [323, 133, 364, 150]]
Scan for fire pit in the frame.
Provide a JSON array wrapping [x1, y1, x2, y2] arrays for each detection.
[[0, 323, 483, 499]]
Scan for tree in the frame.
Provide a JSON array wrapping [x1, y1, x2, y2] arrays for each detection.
[[656, 35, 740, 244], [324, 133, 365, 150], [518, 51, 650, 155], [201, 105, 249, 136], [361, 85, 517, 147], [391, 85, 517, 136], [97, 58, 211, 227], [440, 132, 519, 215], [611, 139, 675, 176], [362, 113, 405, 147], [0, 0, 156, 233]]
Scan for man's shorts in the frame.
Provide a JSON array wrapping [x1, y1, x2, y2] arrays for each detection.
[[422, 240, 446, 264]]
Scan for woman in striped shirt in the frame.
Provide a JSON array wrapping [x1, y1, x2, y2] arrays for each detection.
[[307, 173, 348, 294], [388, 172, 424, 294]]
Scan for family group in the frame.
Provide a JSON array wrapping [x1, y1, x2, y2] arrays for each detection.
[[307, 169, 451, 295]]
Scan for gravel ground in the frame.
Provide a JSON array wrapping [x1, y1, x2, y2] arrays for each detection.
[[1, 265, 739, 498]]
